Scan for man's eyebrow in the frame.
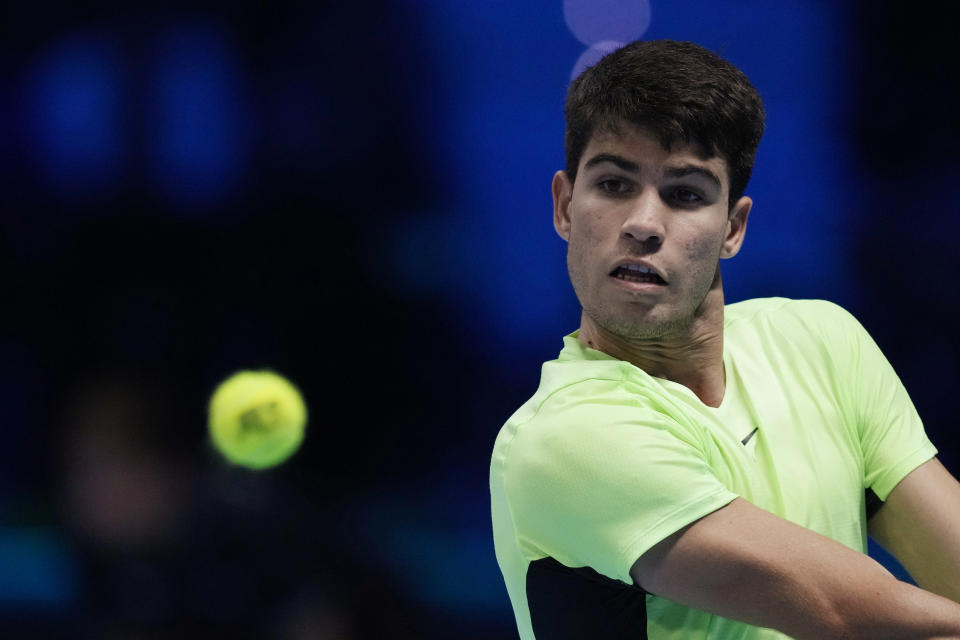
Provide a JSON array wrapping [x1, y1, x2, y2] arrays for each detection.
[[665, 165, 722, 190], [583, 155, 723, 190], [582, 153, 640, 173]]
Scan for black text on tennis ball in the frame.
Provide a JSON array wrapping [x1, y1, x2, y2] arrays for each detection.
[[208, 370, 307, 469]]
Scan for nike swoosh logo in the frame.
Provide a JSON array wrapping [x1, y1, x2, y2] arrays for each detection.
[[741, 427, 759, 446]]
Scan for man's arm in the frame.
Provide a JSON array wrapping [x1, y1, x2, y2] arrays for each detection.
[[869, 457, 960, 603], [630, 497, 960, 640]]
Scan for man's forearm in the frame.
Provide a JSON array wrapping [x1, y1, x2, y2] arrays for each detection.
[[843, 577, 960, 640]]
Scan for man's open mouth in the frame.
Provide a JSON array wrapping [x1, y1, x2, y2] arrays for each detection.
[[610, 264, 666, 284]]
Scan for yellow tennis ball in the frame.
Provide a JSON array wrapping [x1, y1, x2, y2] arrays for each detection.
[[207, 370, 307, 470]]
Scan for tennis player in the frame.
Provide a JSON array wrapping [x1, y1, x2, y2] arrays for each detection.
[[490, 39, 960, 639]]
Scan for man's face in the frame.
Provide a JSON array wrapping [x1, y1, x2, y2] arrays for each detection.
[[552, 125, 751, 339]]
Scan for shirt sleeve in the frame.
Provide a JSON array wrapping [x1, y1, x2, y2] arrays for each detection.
[[503, 382, 738, 585], [813, 301, 937, 499]]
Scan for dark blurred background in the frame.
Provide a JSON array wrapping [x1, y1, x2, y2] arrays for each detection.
[[0, 1, 957, 638]]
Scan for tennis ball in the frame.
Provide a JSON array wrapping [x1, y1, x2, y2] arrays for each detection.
[[207, 370, 307, 470]]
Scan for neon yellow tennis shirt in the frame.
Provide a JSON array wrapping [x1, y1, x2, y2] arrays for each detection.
[[490, 298, 937, 639]]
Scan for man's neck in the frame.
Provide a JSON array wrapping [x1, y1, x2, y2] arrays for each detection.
[[578, 288, 726, 408]]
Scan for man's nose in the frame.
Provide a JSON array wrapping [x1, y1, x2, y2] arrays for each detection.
[[620, 190, 666, 246]]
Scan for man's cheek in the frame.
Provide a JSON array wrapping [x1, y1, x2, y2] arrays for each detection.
[[574, 217, 603, 243], [684, 236, 720, 260]]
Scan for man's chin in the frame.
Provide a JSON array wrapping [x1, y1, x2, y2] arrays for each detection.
[[594, 311, 692, 342]]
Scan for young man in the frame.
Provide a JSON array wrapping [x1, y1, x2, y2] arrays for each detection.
[[490, 40, 960, 639]]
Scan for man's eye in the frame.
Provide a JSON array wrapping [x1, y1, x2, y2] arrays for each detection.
[[671, 187, 702, 203], [598, 179, 630, 194]]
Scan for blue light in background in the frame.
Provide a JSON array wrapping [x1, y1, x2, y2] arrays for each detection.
[[564, 0, 651, 45], [566, 0, 651, 79], [0, 528, 77, 611], [24, 34, 124, 199], [387, 0, 582, 368], [148, 21, 251, 214]]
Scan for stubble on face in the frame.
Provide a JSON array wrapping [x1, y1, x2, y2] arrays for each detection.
[[570, 234, 725, 343]]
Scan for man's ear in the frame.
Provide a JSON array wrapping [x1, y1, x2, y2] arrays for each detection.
[[720, 196, 752, 259], [552, 170, 573, 241]]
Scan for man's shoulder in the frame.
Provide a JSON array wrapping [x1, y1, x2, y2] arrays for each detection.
[[509, 332, 685, 423], [491, 342, 682, 471], [723, 298, 873, 383], [725, 296, 851, 324], [498, 358, 647, 439], [725, 297, 863, 340]]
